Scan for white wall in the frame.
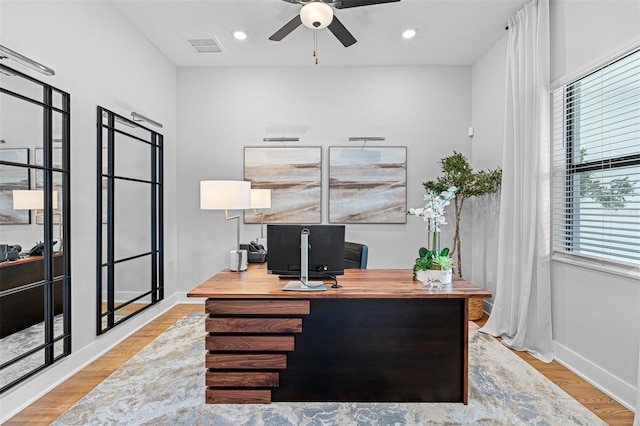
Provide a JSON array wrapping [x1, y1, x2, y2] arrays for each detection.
[[470, 35, 507, 308], [176, 66, 472, 293], [470, 0, 640, 411], [550, 0, 640, 84], [0, 1, 178, 420]]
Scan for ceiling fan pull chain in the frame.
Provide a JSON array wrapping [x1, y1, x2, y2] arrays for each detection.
[[313, 29, 318, 65]]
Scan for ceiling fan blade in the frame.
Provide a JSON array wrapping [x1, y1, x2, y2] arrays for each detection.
[[334, 0, 400, 9], [269, 15, 303, 41], [327, 15, 357, 47]]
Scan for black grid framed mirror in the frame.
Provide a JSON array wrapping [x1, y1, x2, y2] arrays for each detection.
[[96, 107, 163, 335], [0, 63, 71, 393]]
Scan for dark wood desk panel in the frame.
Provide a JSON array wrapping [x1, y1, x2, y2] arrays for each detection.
[[188, 265, 490, 404], [273, 297, 465, 402], [0, 254, 64, 338]]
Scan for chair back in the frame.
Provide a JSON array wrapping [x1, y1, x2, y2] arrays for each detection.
[[344, 242, 368, 269]]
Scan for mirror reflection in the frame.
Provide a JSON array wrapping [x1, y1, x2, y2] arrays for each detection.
[[97, 107, 163, 334], [0, 64, 70, 393]]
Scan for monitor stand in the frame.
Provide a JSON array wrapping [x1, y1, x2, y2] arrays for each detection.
[[282, 229, 326, 292], [282, 281, 326, 291]]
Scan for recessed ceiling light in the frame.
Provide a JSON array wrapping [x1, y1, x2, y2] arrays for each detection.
[[233, 30, 248, 41], [402, 28, 417, 39]]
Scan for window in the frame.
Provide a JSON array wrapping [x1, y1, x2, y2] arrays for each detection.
[[552, 48, 640, 268]]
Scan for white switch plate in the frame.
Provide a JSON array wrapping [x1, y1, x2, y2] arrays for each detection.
[[487, 271, 494, 284]]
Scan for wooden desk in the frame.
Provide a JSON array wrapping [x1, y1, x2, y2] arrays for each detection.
[[188, 264, 490, 404]]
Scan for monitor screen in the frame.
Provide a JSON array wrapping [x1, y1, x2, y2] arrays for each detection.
[[267, 224, 345, 276]]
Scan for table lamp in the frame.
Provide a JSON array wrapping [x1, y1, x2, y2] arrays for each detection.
[[250, 188, 271, 250], [12, 189, 62, 251], [200, 180, 251, 271]]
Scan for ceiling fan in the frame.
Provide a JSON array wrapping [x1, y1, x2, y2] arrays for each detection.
[[269, 0, 401, 48]]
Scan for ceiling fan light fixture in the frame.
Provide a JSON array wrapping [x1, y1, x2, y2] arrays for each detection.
[[233, 30, 248, 40], [402, 28, 417, 39], [300, 2, 334, 29]]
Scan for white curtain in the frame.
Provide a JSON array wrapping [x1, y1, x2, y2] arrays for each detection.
[[635, 321, 640, 425], [480, 0, 553, 363]]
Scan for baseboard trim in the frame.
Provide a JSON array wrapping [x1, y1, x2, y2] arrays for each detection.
[[0, 294, 180, 423], [553, 340, 636, 412]]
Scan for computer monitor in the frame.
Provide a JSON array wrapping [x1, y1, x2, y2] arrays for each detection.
[[267, 224, 345, 277]]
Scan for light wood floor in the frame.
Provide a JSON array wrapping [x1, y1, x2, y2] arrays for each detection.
[[5, 305, 634, 425]]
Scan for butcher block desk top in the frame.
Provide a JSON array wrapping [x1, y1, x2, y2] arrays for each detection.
[[187, 264, 491, 300]]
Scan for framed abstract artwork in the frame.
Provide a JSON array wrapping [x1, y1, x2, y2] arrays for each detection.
[[244, 147, 322, 224], [0, 148, 31, 225], [328, 146, 407, 224]]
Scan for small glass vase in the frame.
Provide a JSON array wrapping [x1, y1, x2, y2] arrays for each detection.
[[427, 230, 441, 254]]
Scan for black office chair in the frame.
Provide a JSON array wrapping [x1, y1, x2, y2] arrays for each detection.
[[344, 242, 368, 269]]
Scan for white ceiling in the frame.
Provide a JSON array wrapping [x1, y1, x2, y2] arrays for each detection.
[[109, 0, 527, 67]]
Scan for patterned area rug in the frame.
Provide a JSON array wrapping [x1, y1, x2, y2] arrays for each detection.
[[52, 312, 605, 425]]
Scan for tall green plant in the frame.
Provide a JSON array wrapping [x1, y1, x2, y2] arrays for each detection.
[[422, 152, 502, 278]]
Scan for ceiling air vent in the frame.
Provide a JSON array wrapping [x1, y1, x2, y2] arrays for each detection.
[[185, 37, 224, 54]]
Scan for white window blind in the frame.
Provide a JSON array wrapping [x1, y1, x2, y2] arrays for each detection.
[[552, 48, 640, 267]]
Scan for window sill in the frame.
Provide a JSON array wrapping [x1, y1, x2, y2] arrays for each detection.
[[551, 253, 640, 281]]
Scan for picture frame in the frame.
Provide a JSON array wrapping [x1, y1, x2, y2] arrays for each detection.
[[0, 148, 31, 225], [34, 147, 63, 224], [328, 146, 407, 224], [244, 146, 322, 224]]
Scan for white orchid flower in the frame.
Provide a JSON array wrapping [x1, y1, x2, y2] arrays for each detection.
[[408, 186, 458, 235]]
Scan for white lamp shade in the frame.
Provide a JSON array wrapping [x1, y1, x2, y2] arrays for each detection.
[[251, 189, 272, 209], [300, 2, 334, 29], [200, 180, 251, 210], [13, 190, 58, 210]]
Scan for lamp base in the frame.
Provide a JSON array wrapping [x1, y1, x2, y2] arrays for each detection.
[[229, 249, 248, 272]]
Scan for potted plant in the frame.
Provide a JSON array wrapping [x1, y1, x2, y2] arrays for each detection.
[[422, 152, 502, 278], [408, 186, 457, 285], [413, 247, 454, 285]]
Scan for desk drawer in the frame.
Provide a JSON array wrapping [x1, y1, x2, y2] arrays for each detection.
[[206, 317, 302, 333], [206, 353, 287, 369], [206, 372, 279, 387], [206, 389, 271, 404], [206, 299, 309, 315], [206, 335, 294, 351]]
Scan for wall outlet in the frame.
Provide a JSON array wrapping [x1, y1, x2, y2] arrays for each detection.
[[487, 271, 494, 284]]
